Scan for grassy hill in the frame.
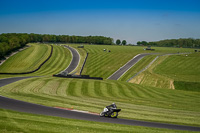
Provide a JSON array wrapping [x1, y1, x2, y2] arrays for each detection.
[[0, 44, 72, 78], [0, 43, 51, 73], [80, 45, 193, 79], [130, 52, 200, 91], [0, 44, 199, 132], [0, 77, 199, 127]]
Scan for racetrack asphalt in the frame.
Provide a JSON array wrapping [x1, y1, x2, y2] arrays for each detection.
[[63, 45, 80, 73], [108, 53, 153, 80]]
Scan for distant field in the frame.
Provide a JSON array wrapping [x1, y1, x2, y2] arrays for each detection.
[[0, 109, 194, 133], [0, 77, 199, 127], [80, 45, 193, 79]]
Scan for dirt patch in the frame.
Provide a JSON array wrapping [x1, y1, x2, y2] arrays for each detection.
[[170, 80, 175, 89], [129, 73, 144, 84]]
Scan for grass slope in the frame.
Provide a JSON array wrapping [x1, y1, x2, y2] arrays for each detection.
[[81, 45, 193, 79], [0, 44, 198, 132], [131, 53, 200, 90], [0, 44, 72, 78], [154, 53, 200, 82], [1, 109, 194, 133], [0, 77, 199, 127], [29, 44, 72, 76], [0, 43, 50, 73]]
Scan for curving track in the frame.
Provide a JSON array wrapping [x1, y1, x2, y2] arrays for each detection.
[[108, 53, 152, 80], [63, 45, 80, 73], [0, 47, 200, 131]]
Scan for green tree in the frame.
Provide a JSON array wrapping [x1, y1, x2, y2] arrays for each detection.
[[116, 39, 121, 45], [122, 40, 127, 45], [141, 41, 148, 46], [137, 41, 141, 46]]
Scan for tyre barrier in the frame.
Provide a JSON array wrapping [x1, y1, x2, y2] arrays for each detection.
[[0, 45, 53, 75], [53, 74, 103, 80]]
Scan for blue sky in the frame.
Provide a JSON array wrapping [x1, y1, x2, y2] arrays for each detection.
[[0, 0, 200, 44]]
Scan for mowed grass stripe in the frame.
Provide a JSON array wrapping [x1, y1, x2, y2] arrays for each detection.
[[99, 82, 112, 98], [82, 45, 136, 78], [67, 80, 77, 96], [94, 81, 103, 97], [82, 45, 194, 79], [1, 77, 200, 126], [111, 82, 129, 98], [123, 83, 141, 98], [0, 44, 72, 77], [74, 80, 83, 97], [0, 44, 50, 73], [81, 80, 89, 97], [23, 44, 72, 76], [154, 53, 200, 82], [87, 81, 97, 97], [106, 82, 117, 98], [57, 79, 69, 97], [33, 45, 66, 75]]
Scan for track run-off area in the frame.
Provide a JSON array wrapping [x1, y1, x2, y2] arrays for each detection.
[[0, 44, 200, 132]]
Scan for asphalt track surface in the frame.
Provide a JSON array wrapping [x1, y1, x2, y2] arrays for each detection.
[[108, 53, 152, 80], [63, 45, 80, 73]]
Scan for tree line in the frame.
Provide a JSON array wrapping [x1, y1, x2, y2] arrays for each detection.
[[137, 38, 200, 48], [0, 33, 114, 59]]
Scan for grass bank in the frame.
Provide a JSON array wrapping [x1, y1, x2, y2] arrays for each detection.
[[131, 53, 200, 90], [0, 43, 50, 73], [0, 77, 199, 127], [81, 45, 193, 79], [1, 109, 195, 133], [0, 44, 72, 78]]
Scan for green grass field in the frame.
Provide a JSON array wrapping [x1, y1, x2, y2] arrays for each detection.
[[81, 45, 193, 79], [0, 44, 72, 78], [0, 44, 199, 132], [154, 53, 200, 82], [1, 109, 195, 133], [0, 43, 51, 73], [0, 77, 199, 127], [131, 52, 200, 90]]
